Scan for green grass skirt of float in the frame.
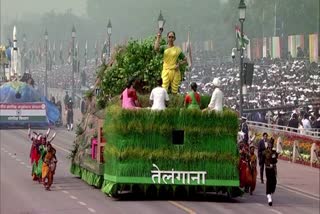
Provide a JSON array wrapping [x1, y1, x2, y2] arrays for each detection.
[[103, 105, 239, 180], [70, 164, 103, 188], [99, 102, 243, 197], [101, 177, 243, 197]]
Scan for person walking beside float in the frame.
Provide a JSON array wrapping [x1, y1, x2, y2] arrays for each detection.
[[262, 137, 278, 206]]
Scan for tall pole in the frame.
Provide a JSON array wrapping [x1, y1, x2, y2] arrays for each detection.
[[44, 29, 48, 97], [71, 25, 76, 102], [239, 20, 244, 117], [107, 19, 112, 62], [108, 34, 111, 59]]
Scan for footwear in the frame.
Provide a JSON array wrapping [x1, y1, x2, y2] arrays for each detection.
[[267, 194, 272, 206]]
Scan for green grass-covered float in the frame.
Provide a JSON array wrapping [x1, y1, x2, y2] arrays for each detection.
[[70, 37, 242, 198]]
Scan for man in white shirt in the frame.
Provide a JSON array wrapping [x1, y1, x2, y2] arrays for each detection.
[[207, 78, 224, 112], [150, 79, 169, 110], [302, 114, 311, 129]]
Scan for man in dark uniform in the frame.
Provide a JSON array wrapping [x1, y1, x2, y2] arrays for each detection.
[[258, 132, 269, 183], [66, 98, 74, 131], [263, 138, 278, 206]]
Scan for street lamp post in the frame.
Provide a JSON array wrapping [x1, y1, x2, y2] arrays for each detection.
[[107, 20, 112, 59], [22, 34, 26, 73], [72, 25, 76, 102], [44, 29, 48, 97], [238, 0, 246, 117], [158, 10, 165, 31]]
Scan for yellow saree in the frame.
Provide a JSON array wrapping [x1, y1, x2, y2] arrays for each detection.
[[161, 46, 184, 94]]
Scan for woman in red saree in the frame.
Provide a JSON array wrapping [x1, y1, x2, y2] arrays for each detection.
[[249, 145, 257, 195], [239, 143, 252, 192], [28, 129, 41, 181]]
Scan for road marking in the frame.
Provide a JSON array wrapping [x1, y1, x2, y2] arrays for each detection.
[[88, 208, 96, 213], [70, 195, 78, 200], [270, 209, 283, 214], [168, 201, 196, 214], [16, 158, 21, 161], [277, 185, 320, 201], [26, 166, 32, 169], [257, 175, 319, 200], [20, 162, 25, 165], [52, 143, 70, 153], [62, 190, 69, 194], [56, 186, 62, 190], [8, 152, 12, 155], [278, 184, 319, 198], [78, 201, 87, 206]]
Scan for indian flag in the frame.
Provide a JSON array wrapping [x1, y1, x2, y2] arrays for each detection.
[[309, 33, 319, 63], [186, 31, 192, 67], [235, 25, 250, 47]]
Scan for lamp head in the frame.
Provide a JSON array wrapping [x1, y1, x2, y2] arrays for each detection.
[[238, 0, 246, 21], [107, 19, 112, 35], [72, 25, 76, 38], [44, 29, 48, 40], [158, 10, 165, 30]]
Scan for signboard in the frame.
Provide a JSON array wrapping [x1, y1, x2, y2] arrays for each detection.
[[0, 102, 47, 123], [151, 164, 207, 185]]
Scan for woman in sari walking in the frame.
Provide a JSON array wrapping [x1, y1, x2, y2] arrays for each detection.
[[42, 143, 57, 191]]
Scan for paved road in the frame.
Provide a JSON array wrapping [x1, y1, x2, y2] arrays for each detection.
[[1, 129, 319, 214]]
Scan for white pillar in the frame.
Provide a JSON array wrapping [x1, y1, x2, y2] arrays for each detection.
[[310, 143, 318, 167], [292, 140, 299, 163], [276, 136, 283, 154]]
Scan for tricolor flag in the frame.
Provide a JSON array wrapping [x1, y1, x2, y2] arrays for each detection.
[[235, 25, 250, 48], [67, 46, 71, 64], [59, 42, 64, 64], [186, 31, 192, 67], [84, 40, 88, 66], [52, 41, 56, 64], [309, 33, 319, 63], [94, 41, 98, 66], [75, 42, 78, 60]]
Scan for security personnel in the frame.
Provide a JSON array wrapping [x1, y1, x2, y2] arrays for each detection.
[[263, 137, 278, 206]]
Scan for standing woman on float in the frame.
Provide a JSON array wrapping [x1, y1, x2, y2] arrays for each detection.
[[154, 30, 188, 94]]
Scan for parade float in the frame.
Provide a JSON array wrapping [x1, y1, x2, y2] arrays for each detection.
[[0, 27, 60, 128], [70, 37, 242, 197]]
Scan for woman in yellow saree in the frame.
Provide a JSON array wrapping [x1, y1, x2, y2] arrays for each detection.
[[154, 31, 188, 94]]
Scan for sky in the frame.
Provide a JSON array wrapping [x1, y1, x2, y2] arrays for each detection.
[[1, 0, 87, 21], [0, 0, 87, 43]]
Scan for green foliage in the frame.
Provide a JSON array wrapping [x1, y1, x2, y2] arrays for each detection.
[[68, 142, 79, 161], [96, 97, 106, 110], [99, 37, 188, 99], [84, 89, 94, 100], [75, 124, 84, 136]]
